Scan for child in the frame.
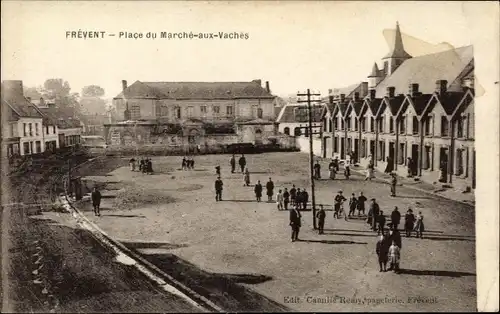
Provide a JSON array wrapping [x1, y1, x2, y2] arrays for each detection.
[[215, 165, 221, 176], [388, 240, 401, 273]]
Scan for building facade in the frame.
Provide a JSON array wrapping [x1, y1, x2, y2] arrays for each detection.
[[320, 22, 475, 190], [106, 79, 277, 148]]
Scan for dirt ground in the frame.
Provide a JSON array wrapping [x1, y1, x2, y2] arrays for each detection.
[[76, 152, 476, 312]]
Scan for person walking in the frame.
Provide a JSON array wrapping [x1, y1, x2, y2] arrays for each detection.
[[289, 206, 302, 242], [377, 210, 386, 235], [301, 189, 309, 211], [283, 188, 290, 211], [129, 158, 136, 171], [390, 206, 401, 230], [404, 208, 416, 237], [376, 234, 390, 272], [334, 191, 346, 219], [384, 156, 394, 173], [276, 189, 284, 210], [181, 156, 187, 170], [244, 168, 250, 186], [239, 154, 246, 173], [230, 154, 236, 173], [314, 161, 321, 180], [357, 192, 367, 216], [266, 178, 274, 202], [254, 180, 263, 202], [370, 198, 380, 231], [407, 157, 413, 178], [295, 188, 302, 210], [348, 193, 358, 218], [344, 160, 351, 179], [414, 211, 425, 239], [333, 157, 340, 172], [316, 205, 326, 235], [390, 172, 397, 197], [91, 187, 102, 216], [214, 176, 223, 201], [290, 185, 297, 207]]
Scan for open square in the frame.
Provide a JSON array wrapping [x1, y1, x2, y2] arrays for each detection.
[[76, 152, 476, 312]]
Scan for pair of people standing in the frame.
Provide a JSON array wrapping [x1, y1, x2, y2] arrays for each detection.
[[139, 158, 153, 174], [182, 156, 195, 170], [254, 178, 274, 202], [404, 209, 425, 238]]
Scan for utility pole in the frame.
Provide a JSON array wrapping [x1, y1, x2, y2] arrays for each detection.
[[297, 89, 322, 230]]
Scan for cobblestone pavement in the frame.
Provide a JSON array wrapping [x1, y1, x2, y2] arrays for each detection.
[[76, 152, 476, 312]]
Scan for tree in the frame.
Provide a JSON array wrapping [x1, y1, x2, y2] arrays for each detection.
[[80, 85, 106, 114], [43, 79, 71, 99], [81, 85, 105, 98]]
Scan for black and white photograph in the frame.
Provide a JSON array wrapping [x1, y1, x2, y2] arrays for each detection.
[[1, 1, 499, 313]]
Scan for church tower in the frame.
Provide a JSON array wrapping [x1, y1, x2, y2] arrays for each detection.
[[381, 22, 412, 76]]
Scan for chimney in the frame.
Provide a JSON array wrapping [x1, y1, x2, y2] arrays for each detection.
[[369, 89, 376, 100], [436, 80, 447, 95], [329, 95, 334, 104], [340, 94, 346, 102], [122, 80, 128, 91], [386, 86, 395, 98], [354, 92, 360, 101], [409, 83, 419, 96], [2, 80, 24, 97], [360, 82, 369, 98], [265, 81, 270, 93]]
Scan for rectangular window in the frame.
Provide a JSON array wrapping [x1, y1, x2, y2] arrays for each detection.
[[400, 117, 406, 134], [379, 118, 384, 133], [29, 142, 33, 154], [441, 116, 449, 137], [29, 123, 33, 136], [200, 106, 207, 114], [130, 105, 141, 119], [354, 119, 358, 131], [389, 117, 394, 133], [412, 117, 419, 135], [187, 106, 194, 117], [35, 123, 39, 136], [213, 106, 220, 114], [334, 137, 338, 153], [160, 105, 168, 117], [226, 106, 234, 116], [35, 141, 41, 153], [23, 123, 27, 136], [370, 117, 374, 132], [53, 126, 56, 134], [46, 125, 49, 134], [10, 124, 15, 137], [175, 107, 181, 119], [457, 116, 464, 138]]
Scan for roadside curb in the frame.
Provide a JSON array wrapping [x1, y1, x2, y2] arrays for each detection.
[[60, 195, 223, 313], [348, 167, 474, 207]]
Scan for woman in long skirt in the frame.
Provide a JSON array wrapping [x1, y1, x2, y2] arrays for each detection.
[[244, 168, 250, 186], [414, 211, 425, 238], [404, 208, 416, 237], [329, 164, 336, 180]]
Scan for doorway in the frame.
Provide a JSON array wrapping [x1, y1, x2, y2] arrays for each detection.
[[439, 147, 449, 181], [411, 144, 419, 175], [389, 142, 395, 161], [340, 138, 345, 159], [354, 138, 359, 162]]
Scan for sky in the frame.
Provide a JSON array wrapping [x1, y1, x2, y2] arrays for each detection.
[[0, 1, 486, 99]]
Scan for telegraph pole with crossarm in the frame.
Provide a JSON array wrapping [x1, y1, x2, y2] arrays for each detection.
[[297, 89, 322, 230]]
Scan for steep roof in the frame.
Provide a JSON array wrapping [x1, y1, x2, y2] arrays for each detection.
[[433, 91, 467, 116], [1, 91, 43, 119], [362, 98, 383, 116], [375, 46, 474, 96], [115, 80, 275, 100], [406, 94, 433, 116], [349, 99, 365, 117], [381, 95, 406, 116], [276, 104, 325, 123], [383, 22, 412, 60], [368, 62, 380, 78], [38, 107, 82, 129], [338, 101, 350, 117]]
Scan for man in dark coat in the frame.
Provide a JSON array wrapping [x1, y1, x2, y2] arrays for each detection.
[[333, 157, 340, 172], [348, 193, 358, 218], [301, 189, 309, 210], [254, 180, 263, 202], [238, 154, 246, 173], [314, 161, 321, 179], [334, 191, 346, 219], [230, 154, 236, 173], [91, 187, 102, 216], [357, 192, 367, 216], [377, 210, 386, 235], [266, 178, 274, 202], [289, 206, 302, 242], [283, 188, 290, 210], [181, 157, 187, 170], [391, 206, 401, 230], [370, 198, 380, 231], [404, 209, 416, 237], [290, 185, 297, 207], [316, 205, 326, 235], [376, 234, 390, 272], [214, 176, 223, 201]]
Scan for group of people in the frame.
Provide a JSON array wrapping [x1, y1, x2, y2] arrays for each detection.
[[276, 185, 310, 211], [230, 154, 247, 174], [182, 156, 195, 170], [129, 157, 154, 174], [313, 157, 352, 180]]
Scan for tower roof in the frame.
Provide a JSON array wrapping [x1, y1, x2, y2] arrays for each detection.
[[368, 62, 380, 77], [383, 22, 412, 60]]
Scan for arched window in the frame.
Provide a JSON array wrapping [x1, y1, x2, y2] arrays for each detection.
[[294, 127, 302, 136], [284, 127, 290, 135]]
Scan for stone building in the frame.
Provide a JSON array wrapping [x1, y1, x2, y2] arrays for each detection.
[[321, 22, 475, 190], [106, 79, 277, 150]]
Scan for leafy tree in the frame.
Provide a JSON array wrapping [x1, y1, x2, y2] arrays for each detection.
[[80, 85, 106, 114], [82, 85, 105, 98]]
